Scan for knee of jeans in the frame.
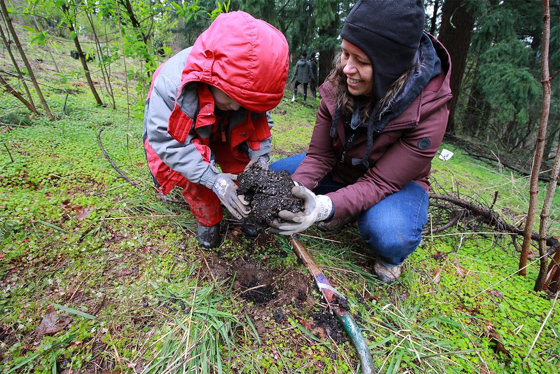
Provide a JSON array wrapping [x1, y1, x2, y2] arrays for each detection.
[[360, 224, 421, 264]]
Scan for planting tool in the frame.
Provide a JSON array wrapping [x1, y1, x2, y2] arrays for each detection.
[[290, 235, 376, 374]]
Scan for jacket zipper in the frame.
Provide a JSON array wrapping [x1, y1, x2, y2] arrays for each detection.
[[340, 132, 356, 163]]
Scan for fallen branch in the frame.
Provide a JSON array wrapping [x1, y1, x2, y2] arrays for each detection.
[[0, 74, 38, 113], [423, 211, 462, 235], [97, 128, 140, 188], [96, 128, 189, 207], [2, 141, 13, 162], [428, 193, 560, 250]]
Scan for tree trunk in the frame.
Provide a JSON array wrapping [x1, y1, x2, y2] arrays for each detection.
[[119, 0, 147, 42], [430, 0, 440, 36], [318, 47, 334, 89], [0, 75, 37, 113], [0, 0, 53, 119], [437, 0, 476, 134], [535, 50, 559, 290], [535, 131, 560, 290], [542, 247, 560, 292], [62, 5, 103, 106], [0, 21, 38, 114], [84, 8, 116, 109], [520, 0, 551, 277]]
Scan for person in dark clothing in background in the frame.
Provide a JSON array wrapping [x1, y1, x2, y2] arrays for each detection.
[[291, 52, 312, 102], [308, 52, 318, 99], [269, 0, 452, 283]]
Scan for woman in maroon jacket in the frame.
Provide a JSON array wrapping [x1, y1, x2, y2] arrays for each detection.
[[270, 0, 452, 283]]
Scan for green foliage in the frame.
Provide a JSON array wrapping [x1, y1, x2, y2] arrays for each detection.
[[478, 40, 541, 124], [241, 0, 277, 26], [1, 84, 559, 373], [1, 3, 559, 373], [143, 265, 240, 373], [458, 0, 559, 152], [472, 6, 517, 53], [172, 0, 229, 22]]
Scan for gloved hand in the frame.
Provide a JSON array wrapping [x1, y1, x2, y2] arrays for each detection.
[[269, 185, 333, 235], [212, 173, 250, 220], [244, 156, 269, 171]]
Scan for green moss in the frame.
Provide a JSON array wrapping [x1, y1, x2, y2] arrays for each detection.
[[1, 33, 558, 373]]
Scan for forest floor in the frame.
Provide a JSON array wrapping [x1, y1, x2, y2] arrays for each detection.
[[1, 22, 559, 374]]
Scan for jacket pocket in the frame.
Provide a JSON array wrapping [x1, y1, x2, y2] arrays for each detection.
[[167, 103, 194, 143], [230, 113, 271, 151]]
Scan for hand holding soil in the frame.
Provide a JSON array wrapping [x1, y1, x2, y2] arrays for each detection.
[[237, 164, 303, 233]]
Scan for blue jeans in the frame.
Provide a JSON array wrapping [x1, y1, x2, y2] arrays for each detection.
[[270, 154, 429, 266]]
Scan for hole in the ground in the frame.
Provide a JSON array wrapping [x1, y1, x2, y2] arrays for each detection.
[[232, 259, 278, 304]]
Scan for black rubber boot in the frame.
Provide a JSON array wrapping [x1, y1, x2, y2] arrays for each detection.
[[241, 224, 259, 239], [196, 222, 220, 249]]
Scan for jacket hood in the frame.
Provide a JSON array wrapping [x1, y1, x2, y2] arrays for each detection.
[[180, 11, 289, 113]]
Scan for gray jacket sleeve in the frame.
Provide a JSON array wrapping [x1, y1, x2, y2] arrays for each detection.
[[143, 48, 220, 190]]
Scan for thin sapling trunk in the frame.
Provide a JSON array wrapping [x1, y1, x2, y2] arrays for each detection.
[[61, 4, 103, 106]]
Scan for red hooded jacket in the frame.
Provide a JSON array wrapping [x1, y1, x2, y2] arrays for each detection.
[[143, 11, 289, 195]]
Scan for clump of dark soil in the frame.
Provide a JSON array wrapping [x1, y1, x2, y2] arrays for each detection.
[[239, 279, 276, 304], [237, 165, 303, 233], [311, 310, 347, 344], [273, 308, 286, 323]]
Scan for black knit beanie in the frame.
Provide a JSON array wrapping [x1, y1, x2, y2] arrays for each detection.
[[340, 0, 425, 101]]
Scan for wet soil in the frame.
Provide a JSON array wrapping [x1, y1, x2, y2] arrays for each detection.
[[237, 165, 303, 233], [232, 259, 277, 304], [200, 253, 346, 342], [311, 311, 348, 344]]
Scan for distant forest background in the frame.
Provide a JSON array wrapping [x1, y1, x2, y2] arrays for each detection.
[[1, 0, 559, 165]]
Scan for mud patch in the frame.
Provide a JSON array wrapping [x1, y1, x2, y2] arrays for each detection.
[[198, 255, 347, 342], [233, 259, 277, 304], [200, 255, 315, 310], [237, 164, 302, 233], [311, 310, 347, 344], [272, 271, 314, 309], [200, 253, 230, 282]]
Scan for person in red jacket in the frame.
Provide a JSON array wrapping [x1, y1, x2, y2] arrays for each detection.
[[143, 11, 289, 249], [269, 0, 452, 283]]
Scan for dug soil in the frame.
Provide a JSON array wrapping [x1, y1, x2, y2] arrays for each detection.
[[230, 166, 347, 343], [201, 253, 348, 344]]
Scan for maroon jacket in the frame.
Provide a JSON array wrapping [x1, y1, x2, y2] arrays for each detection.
[[292, 34, 452, 220]]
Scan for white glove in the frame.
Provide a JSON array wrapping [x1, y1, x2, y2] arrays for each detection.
[[244, 156, 269, 171], [212, 173, 250, 220], [269, 185, 333, 235]]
